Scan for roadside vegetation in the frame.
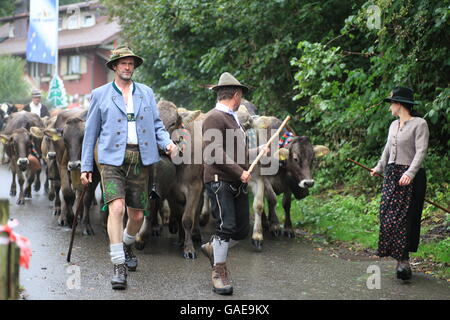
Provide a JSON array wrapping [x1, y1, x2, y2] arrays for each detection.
[[103, 0, 449, 278]]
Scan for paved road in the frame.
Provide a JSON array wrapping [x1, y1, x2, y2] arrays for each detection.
[[1, 165, 449, 300]]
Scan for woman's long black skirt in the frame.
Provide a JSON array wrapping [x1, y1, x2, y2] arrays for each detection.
[[377, 164, 426, 260]]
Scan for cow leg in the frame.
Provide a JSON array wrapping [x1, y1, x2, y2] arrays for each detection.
[[44, 166, 49, 194], [48, 179, 55, 201], [81, 174, 99, 236], [181, 180, 202, 259], [10, 170, 16, 196], [199, 189, 210, 227], [16, 170, 25, 205], [135, 198, 159, 250], [24, 169, 36, 199], [150, 198, 162, 237], [59, 185, 75, 226], [52, 179, 61, 215], [282, 191, 295, 238], [250, 177, 264, 251], [265, 181, 281, 237], [192, 190, 203, 243], [33, 168, 41, 192]]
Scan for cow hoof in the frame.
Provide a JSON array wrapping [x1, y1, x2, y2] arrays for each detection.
[[10, 190, 16, 197], [83, 227, 95, 236], [151, 229, 161, 237], [53, 208, 61, 216], [58, 216, 65, 226], [183, 251, 197, 260], [284, 230, 295, 239], [48, 193, 55, 201], [16, 199, 25, 205], [135, 240, 146, 251], [271, 229, 282, 237], [34, 183, 41, 192], [252, 239, 263, 252]]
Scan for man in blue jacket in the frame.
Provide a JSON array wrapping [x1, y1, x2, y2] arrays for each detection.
[[81, 45, 177, 290]]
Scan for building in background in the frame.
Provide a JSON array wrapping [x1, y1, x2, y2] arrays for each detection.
[[0, 0, 121, 107]]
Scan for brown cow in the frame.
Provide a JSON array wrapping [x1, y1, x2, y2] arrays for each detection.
[[0, 111, 44, 205]]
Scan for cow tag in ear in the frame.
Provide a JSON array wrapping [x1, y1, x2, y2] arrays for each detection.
[[43, 128, 62, 141], [313, 145, 330, 158], [274, 148, 289, 161], [0, 134, 11, 145], [30, 126, 44, 139]]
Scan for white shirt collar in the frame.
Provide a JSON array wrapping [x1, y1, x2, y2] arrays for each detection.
[[215, 102, 244, 132]]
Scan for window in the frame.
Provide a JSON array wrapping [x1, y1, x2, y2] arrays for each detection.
[[28, 62, 39, 79], [83, 14, 95, 27], [68, 55, 80, 74]]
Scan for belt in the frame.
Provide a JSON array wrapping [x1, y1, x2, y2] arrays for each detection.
[[126, 144, 139, 151]]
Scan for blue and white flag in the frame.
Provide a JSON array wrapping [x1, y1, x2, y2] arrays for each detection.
[[26, 0, 59, 65]]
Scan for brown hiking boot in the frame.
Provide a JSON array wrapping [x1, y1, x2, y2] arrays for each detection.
[[212, 262, 233, 295], [201, 241, 214, 267]]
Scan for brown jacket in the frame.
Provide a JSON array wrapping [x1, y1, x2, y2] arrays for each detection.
[[202, 109, 249, 183]]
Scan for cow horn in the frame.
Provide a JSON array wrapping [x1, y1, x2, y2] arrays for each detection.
[[313, 145, 330, 157], [30, 126, 44, 139], [274, 148, 289, 161], [43, 128, 62, 141]]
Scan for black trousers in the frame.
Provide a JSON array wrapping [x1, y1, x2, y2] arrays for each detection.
[[205, 181, 250, 242]]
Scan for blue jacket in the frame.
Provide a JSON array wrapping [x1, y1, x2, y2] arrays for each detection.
[[81, 81, 172, 172]]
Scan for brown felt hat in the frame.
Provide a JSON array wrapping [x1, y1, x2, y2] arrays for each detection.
[[106, 45, 144, 70]]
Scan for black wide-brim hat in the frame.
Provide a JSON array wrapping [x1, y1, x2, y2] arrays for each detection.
[[106, 45, 144, 70], [384, 86, 418, 105]]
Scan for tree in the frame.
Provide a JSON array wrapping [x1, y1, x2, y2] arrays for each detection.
[[0, 55, 30, 104]]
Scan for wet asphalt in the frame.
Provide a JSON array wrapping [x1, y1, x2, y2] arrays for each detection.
[[1, 165, 449, 300]]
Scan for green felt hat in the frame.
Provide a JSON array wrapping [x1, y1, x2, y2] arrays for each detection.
[[106, 45, 144, 70]]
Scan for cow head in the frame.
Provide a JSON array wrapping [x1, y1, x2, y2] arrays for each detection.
[[62, 117, 85, 171], [274, 136, 329, 197], [1, 128, 33, 171], [158, 100, 182, 136]]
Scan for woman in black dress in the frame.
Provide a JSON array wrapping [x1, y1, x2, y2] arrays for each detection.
[[371, 87, 429, 281]]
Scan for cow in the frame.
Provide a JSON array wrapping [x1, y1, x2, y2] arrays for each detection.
[[0, 111, 44, 205], [31, 116, 62, 216], [135, 101, 205, 259], [31, 108, 100, 235], [246, 115, 329, 250]]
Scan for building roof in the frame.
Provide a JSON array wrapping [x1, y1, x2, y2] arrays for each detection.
[[0, 16, 120, 55]]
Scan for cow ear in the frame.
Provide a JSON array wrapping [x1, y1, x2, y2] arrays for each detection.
[[313, 145, 330, 158], [181, 110, 201, 123], [274, 148, 289, 161], [0, 134, 11, 145], [30, 126, 44, 139], [43, 128, 62, 141]]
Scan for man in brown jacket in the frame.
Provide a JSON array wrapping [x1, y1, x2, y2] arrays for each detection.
[[201, 72, 266, 295]]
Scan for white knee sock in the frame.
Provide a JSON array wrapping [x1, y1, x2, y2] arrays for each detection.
[[212, 237, 229, 265], [123, 228, 136, 246], [110, 243, 125, 265]]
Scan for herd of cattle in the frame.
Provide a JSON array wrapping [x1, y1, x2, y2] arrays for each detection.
[[0, 99, 329, 258]]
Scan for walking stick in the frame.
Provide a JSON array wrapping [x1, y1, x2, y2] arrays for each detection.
[[248, 115, 291, 174], [347, 158, 450, 214], [67, 186, 88, 262]]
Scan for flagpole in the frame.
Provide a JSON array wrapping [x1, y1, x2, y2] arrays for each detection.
[[55, 0, 59, 78]]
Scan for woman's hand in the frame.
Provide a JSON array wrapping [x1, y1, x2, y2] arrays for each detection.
[[399, 174, 412, 186], [370, 168, 379, 177]]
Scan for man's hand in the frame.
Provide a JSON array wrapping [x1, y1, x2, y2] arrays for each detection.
[[259, 144, 270, 156], [399, 174, 412, 186], [240, 170, 251, 184], [81, 171, 92, 186], [165, 142, 178, 158]]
